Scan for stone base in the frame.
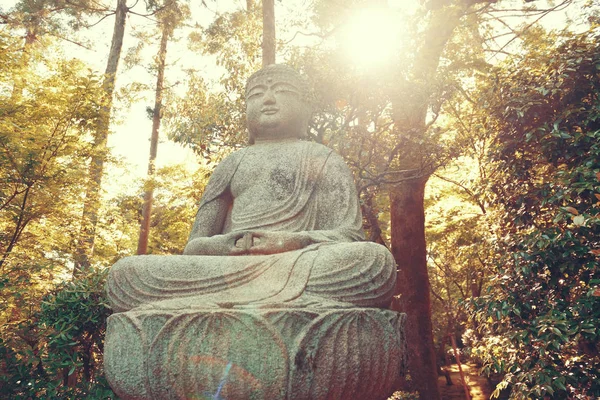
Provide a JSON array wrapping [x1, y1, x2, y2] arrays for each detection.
[[104, 307, 406, 400]]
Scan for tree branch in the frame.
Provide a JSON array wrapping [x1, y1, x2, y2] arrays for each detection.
[[486, 0, 573, 58], [433, 172, 487, 214]]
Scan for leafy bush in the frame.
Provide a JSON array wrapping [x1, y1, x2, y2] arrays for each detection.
[[467, 30, 600, 399], [0, 267, 115, 399]]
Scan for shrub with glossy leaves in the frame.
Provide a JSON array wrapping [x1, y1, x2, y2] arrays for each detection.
[[468, 29, 600, 399], [0, 267, 115, 399]]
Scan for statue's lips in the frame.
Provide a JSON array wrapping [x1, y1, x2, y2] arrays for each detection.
[[261, 108, 279, 115]]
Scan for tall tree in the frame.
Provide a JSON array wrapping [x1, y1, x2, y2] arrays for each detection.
[[388, 3, 483, 397], [262, 0, 275, 65], [74, 0, 128, 274], [388, 0, 579, 396], [137, 0, 187, 254]]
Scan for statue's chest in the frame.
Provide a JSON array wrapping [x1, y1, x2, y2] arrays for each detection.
[[231, 149, 301, 202]]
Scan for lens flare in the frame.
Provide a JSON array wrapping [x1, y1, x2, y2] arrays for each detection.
[[340, 7, 405, 69]]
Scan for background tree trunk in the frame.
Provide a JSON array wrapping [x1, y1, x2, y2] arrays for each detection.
[[73, 0, 127, 275], [137, 22, 170, 255], [262, 0, 275, 66]]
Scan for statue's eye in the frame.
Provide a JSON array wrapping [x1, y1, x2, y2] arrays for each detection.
[[247, 90, 264, 99], [274, 84, 299, 95]]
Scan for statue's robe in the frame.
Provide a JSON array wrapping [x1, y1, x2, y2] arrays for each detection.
[[106, 141, 396, 312]]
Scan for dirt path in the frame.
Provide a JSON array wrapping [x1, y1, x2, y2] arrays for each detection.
[[438, 363, 495, 400]]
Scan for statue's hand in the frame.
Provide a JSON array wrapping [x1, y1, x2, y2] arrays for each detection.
[[183, 232, 251, 256], [244, 231, 312, 255], [184, 231, 312, 256]]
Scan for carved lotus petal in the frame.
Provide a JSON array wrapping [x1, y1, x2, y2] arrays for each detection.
[[147, 311, 288, 400], [289, 309, 404, 400]]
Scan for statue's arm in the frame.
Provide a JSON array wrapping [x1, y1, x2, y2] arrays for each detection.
[[183, 152, 248, 256], [183, 194, 236, 255], [188, 193, 230, 239]]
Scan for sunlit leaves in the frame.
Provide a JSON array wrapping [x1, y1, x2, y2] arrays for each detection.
[[468, 28, 600, 399], [167, 8, 262, 154], [0, 30, 106, 398]]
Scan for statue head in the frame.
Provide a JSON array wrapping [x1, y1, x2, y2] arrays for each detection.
[[245, 64, 312, 144]]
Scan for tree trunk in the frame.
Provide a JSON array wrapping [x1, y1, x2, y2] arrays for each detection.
[[390, 177, 440, 399], [0, 186, 31, 270], [137, 23, 169, 255], [262, 0, 275, 66], [73, 0, 127, 275], [388, 3, 478, 398]]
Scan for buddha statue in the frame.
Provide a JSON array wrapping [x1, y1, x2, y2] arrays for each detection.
[[104, 65, 405, 400], [106, 64, 396, 312]]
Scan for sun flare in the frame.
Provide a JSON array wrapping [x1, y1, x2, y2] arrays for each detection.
[[340, 7, 407, 69]]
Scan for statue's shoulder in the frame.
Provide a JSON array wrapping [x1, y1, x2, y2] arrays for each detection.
[[199, 148, 248, 207], [299, 141, 353, 181], [300, 140, 334, 157], [302, 141, 349, 166], [211, 147, 248, 176]]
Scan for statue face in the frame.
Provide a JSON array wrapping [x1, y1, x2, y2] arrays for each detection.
[[246, 74, 309, 142]]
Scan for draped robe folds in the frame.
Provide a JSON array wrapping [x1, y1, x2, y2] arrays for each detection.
[[106, 141, 396, 312]]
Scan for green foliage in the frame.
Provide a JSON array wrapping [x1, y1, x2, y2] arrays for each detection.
[[94, 163, 209, 262], [0, 29, 103, 320], [0, 24, 115, 398], [166, 69, 247, 158], [167, 8, 262, 155], [0, 27, 105, 374], [1, 267, 115, 399], [6, 0, 110, 46], [425, 162, 493, 359], [468, 29, 600, 399], [144, 164, 208, 254]]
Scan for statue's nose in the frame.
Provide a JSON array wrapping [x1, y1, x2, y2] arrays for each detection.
[[263, 89, 276, 104]]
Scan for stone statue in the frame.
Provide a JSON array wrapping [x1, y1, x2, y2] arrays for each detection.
[[104, 65, 406, 400]]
